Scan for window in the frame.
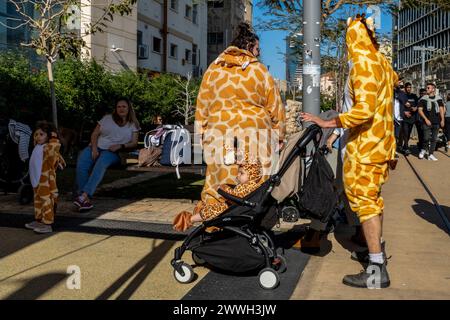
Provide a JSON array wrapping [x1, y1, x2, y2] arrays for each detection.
[[208, 0, 224, 9], [137, 30, 143, 45], [185, 49, 191, 63], [208, 32, 224, 45], [170, 0, 178, 11], [153, 37, 162, 53], [185, 5, 192, 19], [170, 43, 178, 58], [192, 44, 198, 65], [193, 4, 198, 24]]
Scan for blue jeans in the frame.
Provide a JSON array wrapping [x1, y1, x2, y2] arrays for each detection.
[[76, 146, 120, 197]]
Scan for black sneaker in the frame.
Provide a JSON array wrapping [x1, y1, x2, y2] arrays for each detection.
[[404, 148, 411, 156], [78, 199, 94, 212], [343, 261, 390, 289]]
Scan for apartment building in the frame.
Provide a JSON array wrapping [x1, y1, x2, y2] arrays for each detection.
[[137, 0, 208, 77], [394, 1, 450, 89], [207, 0, 253, 65], [286, 33, 303, 90]]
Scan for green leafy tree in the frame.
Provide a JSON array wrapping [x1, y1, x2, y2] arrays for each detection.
[[4, 0, 138, 128]]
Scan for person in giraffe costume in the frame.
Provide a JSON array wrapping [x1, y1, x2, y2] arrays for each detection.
[[25, 121, 65, 234], [193, 22, 285, 216], [301, 14, 397, 289], [173, 152, 264, 232]]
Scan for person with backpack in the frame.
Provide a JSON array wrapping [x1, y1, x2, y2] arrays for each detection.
[[417, 83, 445, 161], [194, 22, 285, 215], [301, 14, 396, 289]]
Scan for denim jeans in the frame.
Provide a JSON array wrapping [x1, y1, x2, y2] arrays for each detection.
[[422, 124, 439, 155], [76, 146, 120, 197]]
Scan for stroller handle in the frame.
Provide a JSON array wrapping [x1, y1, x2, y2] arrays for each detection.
[[218, 188, 256, 208]]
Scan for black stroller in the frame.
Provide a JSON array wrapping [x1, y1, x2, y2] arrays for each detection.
[[0, 119, 34, 204], [171, 125, 325, 290]]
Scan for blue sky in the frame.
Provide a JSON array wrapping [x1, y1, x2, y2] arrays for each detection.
[[254, 5, 393, 81]]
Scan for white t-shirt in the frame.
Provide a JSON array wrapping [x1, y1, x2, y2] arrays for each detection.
[[97, 115, 139, 150], [29, 144, 44, 188]]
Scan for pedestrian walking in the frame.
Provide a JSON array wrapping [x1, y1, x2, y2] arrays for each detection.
[[417, 83, 445, 161]]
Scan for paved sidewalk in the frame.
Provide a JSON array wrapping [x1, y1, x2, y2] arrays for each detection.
[[1, 150, 448, 300], [291, 152, 450, 300]]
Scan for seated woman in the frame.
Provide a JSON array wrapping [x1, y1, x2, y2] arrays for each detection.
[[173, 153, 263, 232], [74, 98, 140, 211]]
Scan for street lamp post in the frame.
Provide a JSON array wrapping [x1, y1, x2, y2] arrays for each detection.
[[302, 0, 321, 116], [413, 46, 435, 88]]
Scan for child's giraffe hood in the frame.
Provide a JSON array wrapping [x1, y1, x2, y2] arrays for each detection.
[[214, 46, 259, 70], [346, 16, 378, 60]]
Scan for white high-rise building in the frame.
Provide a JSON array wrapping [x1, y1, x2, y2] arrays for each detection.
[[79, 0, 208, 77]]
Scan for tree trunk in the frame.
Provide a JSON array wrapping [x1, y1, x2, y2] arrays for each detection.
[[47, 59, 58, 129]]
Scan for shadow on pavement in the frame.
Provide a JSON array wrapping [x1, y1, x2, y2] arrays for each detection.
[[412, 198, 450, 234], [0, 228, 53, 260], [4, 272, 67, 300], [96, 239, 175, 300]]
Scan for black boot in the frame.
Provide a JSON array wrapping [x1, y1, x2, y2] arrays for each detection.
[[343, 261, 390, 289]]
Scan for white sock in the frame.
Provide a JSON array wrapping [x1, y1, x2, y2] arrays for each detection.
[[369, 252, 384, 264]]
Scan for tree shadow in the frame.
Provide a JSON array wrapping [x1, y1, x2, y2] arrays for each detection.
[[4, 272, 67, 300], [412, 198, 450, 234], [95, 239, 175, 300]]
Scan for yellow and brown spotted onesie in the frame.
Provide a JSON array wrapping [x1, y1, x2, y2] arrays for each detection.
[[338, 17, 398, 224], [34, 136, 65, 225], [198, 155, 263, 221], [195, 46, 285, 209], [173, 156, 263, 231]]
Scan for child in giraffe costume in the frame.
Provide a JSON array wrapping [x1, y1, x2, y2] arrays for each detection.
[[301, 14, 397, 288], [194, 23, 285, 221], [25, 122, 65, 234], [173, 153, 263, 232]]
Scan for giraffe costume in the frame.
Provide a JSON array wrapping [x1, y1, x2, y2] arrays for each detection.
[[339, 17, 398, 223], [195, 46, 285, 211], [173, 154, 263, 231], [32, 134, 65, 225]]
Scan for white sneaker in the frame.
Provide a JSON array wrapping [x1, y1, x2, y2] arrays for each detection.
[[418, 149, 426, 159], [25, 221, 44, 230], [428, 154, 438, 161], [33, 224, 53, 234]]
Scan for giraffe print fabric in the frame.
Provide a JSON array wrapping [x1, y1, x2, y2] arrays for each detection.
[[339, 17, 398, 223], [33, 136, 65, 225], [195, 46, 286, 207]]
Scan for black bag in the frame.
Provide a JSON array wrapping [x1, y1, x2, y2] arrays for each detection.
[[298, 148, 337, 222]]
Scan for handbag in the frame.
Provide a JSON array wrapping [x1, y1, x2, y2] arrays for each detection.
[[138, 146, 162, 167]]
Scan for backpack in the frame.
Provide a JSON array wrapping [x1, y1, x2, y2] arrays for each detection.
[[298, 147, 337, 223], [144, 126, 166, 148], [160, 125, 191, 178]]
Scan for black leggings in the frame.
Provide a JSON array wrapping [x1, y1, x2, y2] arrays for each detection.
[[400, 121, 414, 149]]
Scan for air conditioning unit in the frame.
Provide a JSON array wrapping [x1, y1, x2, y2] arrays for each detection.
[[138, 44, 149, 60]]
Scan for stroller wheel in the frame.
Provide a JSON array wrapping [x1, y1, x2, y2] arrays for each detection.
[[18, 184, 33, 205], [273, 255, 287, 274], [192, 252, 206, 266], [174, 263, 195, 284], [258, 268, 280, 290]]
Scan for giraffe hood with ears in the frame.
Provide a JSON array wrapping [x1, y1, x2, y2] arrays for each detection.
[[214, 46, 259, 70], [346, 16, 378, 61]]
